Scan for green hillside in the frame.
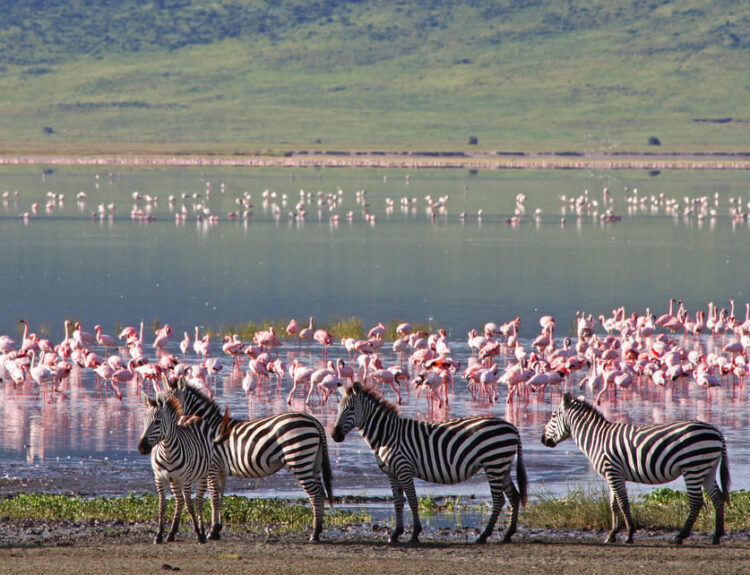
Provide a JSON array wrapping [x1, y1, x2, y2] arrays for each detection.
[[1, 0, 748, 153]]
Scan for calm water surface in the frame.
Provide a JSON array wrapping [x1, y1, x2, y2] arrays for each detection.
[[1, 165, 749, 507]]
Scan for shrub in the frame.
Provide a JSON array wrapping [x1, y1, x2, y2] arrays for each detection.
[[468, 135, 478, 145], [647, 136, 661, 146]]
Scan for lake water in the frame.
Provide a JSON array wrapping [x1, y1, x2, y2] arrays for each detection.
[[1, 165, 749, 509]]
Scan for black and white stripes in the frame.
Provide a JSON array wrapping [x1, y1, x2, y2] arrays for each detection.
[[137, 393, 219, 544], [166, 377, 334, 542], [542, 392, 730, 544], [332, 381, 527, 544]]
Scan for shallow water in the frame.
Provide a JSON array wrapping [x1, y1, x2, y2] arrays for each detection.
[[1, 165, 749, 507]]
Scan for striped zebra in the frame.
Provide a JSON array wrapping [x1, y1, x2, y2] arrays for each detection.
[[165, 376, 334, 541], [332, 381, 527, 544], [541, 392, 730, 545], [138, 392, 222, 544]]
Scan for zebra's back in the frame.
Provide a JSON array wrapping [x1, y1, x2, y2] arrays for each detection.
[[217, 411, 326, 479], [582, 419, 725, 485], [397, 416, 521, 484]]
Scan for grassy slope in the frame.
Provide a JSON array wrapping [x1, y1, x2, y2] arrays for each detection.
[[0, 0, 748, 152]]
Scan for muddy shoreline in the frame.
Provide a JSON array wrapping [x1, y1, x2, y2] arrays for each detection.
[[1, 519, 749, 575]]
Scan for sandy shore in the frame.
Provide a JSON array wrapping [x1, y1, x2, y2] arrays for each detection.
[[1, 520, 749, 575], [1, 151, 750, 171]]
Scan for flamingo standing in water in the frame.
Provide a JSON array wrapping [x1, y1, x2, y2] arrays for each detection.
[[193, 326, 210, 358], [94, 325, 117, 350], [287, 359, 314, 405], [299, 317, 314, 345], [314, 328, 334, 357], [286, 318, 300, 343], [179, 331, 191, 356]]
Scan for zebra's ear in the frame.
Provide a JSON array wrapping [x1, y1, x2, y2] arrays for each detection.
[[562, 392, 573, 407], [177, 376, 187, 390], [142, 393, 157, 408], [161, 373, 172, 389], [352, 381, 363, 393]]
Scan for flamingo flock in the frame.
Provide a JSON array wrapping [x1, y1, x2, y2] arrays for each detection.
[[7, 170, 750, 229], [1, 300, 749, 416]]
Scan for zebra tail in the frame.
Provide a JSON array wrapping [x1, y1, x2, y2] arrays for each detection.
[[320, 426, 335, 507], [516, 439, 528, 507], [720, 437, 731, 506]]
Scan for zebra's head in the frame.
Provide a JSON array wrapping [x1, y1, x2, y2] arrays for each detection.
[[137, 393, 182, 455], [331, 381, 363, 442], [541, 392, 574, 447]]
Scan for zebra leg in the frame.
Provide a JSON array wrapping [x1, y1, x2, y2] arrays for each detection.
[[401, 476, 422, 544], [207, 471, 226, 540], [705, 479, 726, 545], [500, 472, 521, 543], [605, 473, 635, 543], [182, 486, 207, 544], [154, 478, 167, 544], [675, 479, 704, 545], [386, 474, 406, 544], [476, 474, 506, 544], [299, 476, 325, 542], [194, 477, 207, 541], [167, 480, 184, 542]]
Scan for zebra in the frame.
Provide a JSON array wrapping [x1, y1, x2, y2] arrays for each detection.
[[331, 381, 527, 544], [541, 392, 731, 545], [164, 376, 334, 541], [137, 392, 223, 544]]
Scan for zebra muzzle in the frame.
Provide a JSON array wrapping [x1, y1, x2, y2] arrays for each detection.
[[138, 437, 153, 455]]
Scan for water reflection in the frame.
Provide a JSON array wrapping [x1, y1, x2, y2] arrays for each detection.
[[2, 335, 750, 498]]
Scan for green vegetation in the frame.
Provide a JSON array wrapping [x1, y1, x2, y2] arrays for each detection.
[[0, 1, 748, 153], [205, 315, 435, 342], [4, 489, 744, 536], [0, 493, 370, 533], [523, 487, 750, 532]]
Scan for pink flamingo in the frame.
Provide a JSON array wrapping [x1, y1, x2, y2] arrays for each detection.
[[152, 324, 173, 349], [368, 322, 387, 339], [179, 331, 191, 356], [255, 326, 282, 353], [286, 318, 300, 341], [18, 320, 39, 353], [222, 335, 245, 366], [313, 328, 334, 357], [193, 326, 210, 358], [307, 361, 338, 404], [94, 325, 117, 350], [73, 322, 96, 348], [299, 317, 314, 345], [336, 358, 355, 386], [371, 367, 403, 404], [287, 359, 313, 405]]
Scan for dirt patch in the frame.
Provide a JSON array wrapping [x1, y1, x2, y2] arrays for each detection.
[[1, 520, 749, 575]]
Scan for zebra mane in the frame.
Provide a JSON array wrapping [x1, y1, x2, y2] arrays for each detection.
[[565, 392, 609, 421], [351, 382, 400, 417], [154, 392, 183, 419], [178, 378, 224, 420]]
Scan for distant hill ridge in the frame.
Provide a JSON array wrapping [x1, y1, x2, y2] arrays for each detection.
[[1, 1, 748, 149]]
